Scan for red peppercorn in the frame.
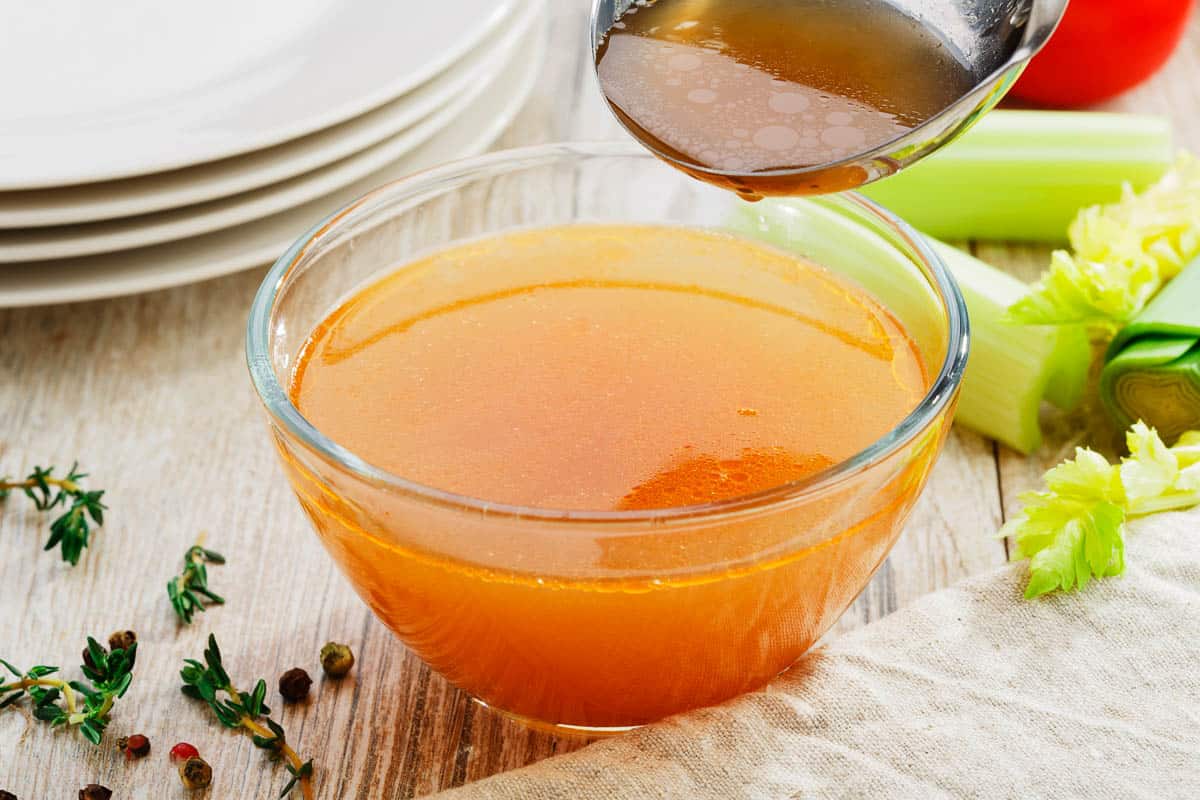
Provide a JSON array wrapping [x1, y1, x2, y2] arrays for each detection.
[[169, 742, 200, 763], [118, 733, 151, 759]]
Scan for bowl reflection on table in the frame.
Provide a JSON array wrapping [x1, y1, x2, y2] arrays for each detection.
[[246, 142, 969, 733]]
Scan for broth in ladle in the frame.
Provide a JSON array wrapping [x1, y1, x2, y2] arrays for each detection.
[[596, 0, 975, 198]]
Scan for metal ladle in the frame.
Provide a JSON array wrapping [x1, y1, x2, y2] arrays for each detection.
[[590, 0, 1069, 196]]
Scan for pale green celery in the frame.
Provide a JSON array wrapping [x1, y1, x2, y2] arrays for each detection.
[[929, 241, 1090, 454], [860, 111, 1172, 242], [1008, 154, 1200, 328], [1004, 421, 1200, 598], [730, 200, 1089, 453]]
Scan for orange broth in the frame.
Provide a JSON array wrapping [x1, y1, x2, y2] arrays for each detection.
[[284, 224, 937, 727]]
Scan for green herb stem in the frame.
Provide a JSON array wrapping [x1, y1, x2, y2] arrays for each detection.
[[181, 635, 313, 799], [0, 638, 137, 745], [0, 676, 79, 714], [0, 475, 79, 493], [226, 685, 314, 800], [0, 463, 106, 565], [168, 542, 226, 624]]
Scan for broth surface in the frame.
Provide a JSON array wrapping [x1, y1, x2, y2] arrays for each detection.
[[290, 224, 927, 510]]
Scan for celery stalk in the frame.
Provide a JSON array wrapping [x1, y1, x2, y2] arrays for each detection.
[[860, 111, 1173, 243], [929, 241, 1090, 453], [729, 201, 1090, 453]]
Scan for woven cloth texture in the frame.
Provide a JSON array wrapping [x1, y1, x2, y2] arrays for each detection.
[[431, 508, 1200, 799]]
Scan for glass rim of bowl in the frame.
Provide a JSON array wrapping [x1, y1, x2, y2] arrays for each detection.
[[246, 140, 970, 525]]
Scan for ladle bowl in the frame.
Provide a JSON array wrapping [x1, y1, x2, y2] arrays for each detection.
[[590, 0, 1070, 195]]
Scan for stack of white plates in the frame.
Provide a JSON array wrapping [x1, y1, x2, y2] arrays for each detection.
[[0, 0, 544, 307]]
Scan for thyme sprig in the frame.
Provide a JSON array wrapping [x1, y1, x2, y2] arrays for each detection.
[[181, 635, 314, 799], [0, 463, 105, 565], [0, 638, 137, 745], [168, 543, 226, 624]]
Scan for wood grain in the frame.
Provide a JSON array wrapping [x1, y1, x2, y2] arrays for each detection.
[[2, 5, 1197, 799]]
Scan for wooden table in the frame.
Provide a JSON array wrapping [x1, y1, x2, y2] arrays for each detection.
[[3, 5, 1198, 798]]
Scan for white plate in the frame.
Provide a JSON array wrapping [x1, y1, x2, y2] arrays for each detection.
[[0, 27, 544, 308], [0, 14, 544, 265], [0, 0, 520, 189], [0, 8, 535, 229]]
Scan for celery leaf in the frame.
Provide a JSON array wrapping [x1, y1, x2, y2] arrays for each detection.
[[1006, 250, 1159, 327], [1003, 447, 1126, 598], [1021, 502, 1127, 599], [1007, 154, 1200, 329], [1122, 421, 1200, 515], [1071, 152, 1200, 282], [1006, 421, 1200, 598]]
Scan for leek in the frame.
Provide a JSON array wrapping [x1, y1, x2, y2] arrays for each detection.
[[730, 201, 1089, 453], [860, 111, 1173, 242], [1101, 256, 1200, 441]]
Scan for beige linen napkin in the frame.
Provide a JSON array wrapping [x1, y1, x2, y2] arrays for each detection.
[[432, 508, 1200, 799]]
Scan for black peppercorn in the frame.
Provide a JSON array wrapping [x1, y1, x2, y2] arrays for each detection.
[[0, 789, 18, 800], [79, 785, 112, 800], [320, 642, 354, 679], [278, 667, 313, 702], [107, 630, 137, 653], [180, 756, 213, 790]]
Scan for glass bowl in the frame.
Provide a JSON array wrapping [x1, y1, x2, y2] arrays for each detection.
[[247, 142, 969, 733]]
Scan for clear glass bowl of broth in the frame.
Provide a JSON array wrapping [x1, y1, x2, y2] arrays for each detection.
[[247, 142, 969, 733]]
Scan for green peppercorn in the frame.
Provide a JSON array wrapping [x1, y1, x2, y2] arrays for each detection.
[[180, 756, 213, 790], [278, 667, 312, 702], [79, 785, 112, 800], [320, 642, 354, 679], [107, 630, 137, 653]]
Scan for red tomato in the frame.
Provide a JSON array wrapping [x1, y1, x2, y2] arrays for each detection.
[[1010, 0, 1195, 107]]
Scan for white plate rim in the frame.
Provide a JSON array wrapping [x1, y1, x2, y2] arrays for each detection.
[[0, 16, 545, 265], [0, 28, 545, 308], [0, 0, 519, 189], [0, 9, 536, 229]]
